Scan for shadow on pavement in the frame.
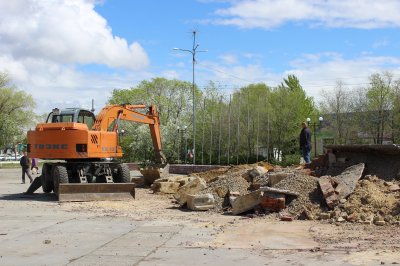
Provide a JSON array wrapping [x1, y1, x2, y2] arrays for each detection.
[[0, 192, 57, 202]]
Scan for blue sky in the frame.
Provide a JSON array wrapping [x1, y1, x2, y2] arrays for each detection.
[[1, 0, 400, 113]]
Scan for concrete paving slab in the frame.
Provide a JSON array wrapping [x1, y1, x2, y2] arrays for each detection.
[[138, 247, 268, 266], [2, 168, 397, 265], [69, 255, 144, 266]]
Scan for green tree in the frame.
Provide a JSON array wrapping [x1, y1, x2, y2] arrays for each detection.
[[0, 72, 36, 149], [269, 75, 315, 161], [320, 81, 354, 144], [365, 72, 394, 144], [108, 78, 194, 162]]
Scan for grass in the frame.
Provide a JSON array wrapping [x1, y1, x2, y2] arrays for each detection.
[[0, 162, 20, 169]]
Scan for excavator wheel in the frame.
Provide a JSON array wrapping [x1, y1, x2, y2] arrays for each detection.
[[52, 164, 69, 195], [41, 163, 54, 193], [113, 164, 131, 183]]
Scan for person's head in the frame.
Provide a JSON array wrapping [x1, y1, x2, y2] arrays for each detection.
[[23, 151, 27, 156], [301, 122, 308, 128]]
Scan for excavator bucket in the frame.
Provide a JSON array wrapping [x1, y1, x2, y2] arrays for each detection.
[[140, 163, 170, 185]]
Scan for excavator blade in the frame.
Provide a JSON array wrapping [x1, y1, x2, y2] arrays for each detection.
[[25, 177, 135, 202], [58, 183, 135, 202], [140, 163, 170, 185]]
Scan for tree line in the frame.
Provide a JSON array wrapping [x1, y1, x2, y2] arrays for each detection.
[[2, 70, 400, 165]]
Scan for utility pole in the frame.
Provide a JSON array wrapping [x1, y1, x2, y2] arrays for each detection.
[[173, 31, 208, 165]]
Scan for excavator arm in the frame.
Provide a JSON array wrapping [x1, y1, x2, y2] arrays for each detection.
[[93, 104, 167, 164]]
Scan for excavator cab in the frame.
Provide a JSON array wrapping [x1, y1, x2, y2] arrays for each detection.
[[46, 108, 95, 128]]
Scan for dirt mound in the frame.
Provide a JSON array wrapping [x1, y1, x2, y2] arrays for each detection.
[[341, 178, 400, 222], [190, 168, 229, 183]]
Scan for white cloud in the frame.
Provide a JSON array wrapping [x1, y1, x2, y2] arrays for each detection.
[[0, 54, 152, 114], [193, 52, 400, 104], [0, 0, 149, 69], [219, 54, 238, 64], [0, 0, 151, 114], [372, 39, 389, 49], [212, 0, 400, 29]]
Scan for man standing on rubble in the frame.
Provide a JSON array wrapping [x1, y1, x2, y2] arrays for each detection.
[[299, 122, 312, 164]]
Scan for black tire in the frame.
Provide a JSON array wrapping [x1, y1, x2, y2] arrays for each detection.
[[52, 164, 69, 195], [41, 163, 54, 193], [113, 164, 131, 183]]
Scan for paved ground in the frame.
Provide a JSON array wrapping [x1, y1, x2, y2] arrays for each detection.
[[0, 168, 399, 266]]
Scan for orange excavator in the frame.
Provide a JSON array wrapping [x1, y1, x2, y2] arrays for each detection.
[[26, 104, 167, 201]]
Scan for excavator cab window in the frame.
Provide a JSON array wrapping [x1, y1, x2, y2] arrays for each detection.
[[47, 114, 73, 123], [77, 110, 95, 129]]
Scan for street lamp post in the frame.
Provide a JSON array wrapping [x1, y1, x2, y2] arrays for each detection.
[[177, 126, 180, 163], [173, 31, 208, 165], [307, 117, 324, 157], [184, 126, 188, 164]]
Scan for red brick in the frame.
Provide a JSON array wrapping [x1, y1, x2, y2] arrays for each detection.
[[260, 194, 285, 212], [280, 216, 293, 222]]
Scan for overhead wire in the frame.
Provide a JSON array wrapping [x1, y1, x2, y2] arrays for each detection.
[[194, 61, 400, 90]]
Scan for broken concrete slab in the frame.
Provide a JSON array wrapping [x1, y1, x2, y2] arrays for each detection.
[[389, 184, 400, 192], [231, 190, 262, 215], [228, 191, 241, 206], [173, 177, 207, 205], [333, 163, 365, 199], [260, 186, 300, 197], [186, 194, 215, 211], [248, 166, 268, 180], [152, 182, 180, 194], [267, 172, 289, 186]]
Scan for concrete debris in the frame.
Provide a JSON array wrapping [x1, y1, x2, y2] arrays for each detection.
[[231, 190, 262, 215], [146, 154, 399, 226], [319, 163, 365, 209], [318, 213, 330, 220], [273, 172, 322, 216], [333, 163, 365, 199], [151, 182, 180, 194], [248, 166, 268, 181], [389, 184, 400, 192], [267, 172, 290, 186], [260, 186, 300, 197], [228, 191, 241, 206], [186, 194, 215, 211], [200, 169, 250, 212], [174, 177, 207, 206]]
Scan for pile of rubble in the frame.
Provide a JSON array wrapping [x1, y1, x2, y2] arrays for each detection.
[[149, 161, 400, 226]]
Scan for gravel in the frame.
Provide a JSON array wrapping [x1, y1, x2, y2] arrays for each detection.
[[272, 171, 323, 216], [199, 169, 250, 212]]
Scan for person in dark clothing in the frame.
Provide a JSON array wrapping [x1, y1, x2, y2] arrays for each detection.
[[19, 151, 33, 184], [299, 122, 312, 164]]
